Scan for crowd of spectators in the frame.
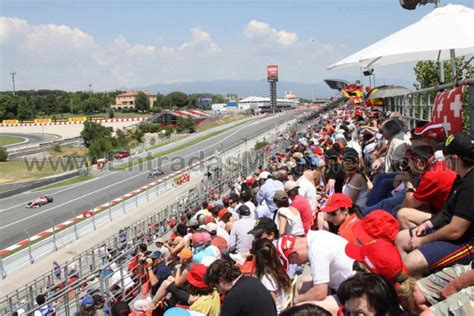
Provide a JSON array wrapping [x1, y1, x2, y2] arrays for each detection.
[[31, 104, 473, 316]]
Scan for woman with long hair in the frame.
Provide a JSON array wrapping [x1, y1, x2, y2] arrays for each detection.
[[272, 191, 304, 237], [341, 147, 370, 208], [252, 238, 292, 314]]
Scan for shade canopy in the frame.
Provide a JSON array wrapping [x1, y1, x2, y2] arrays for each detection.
[[367, 85, 411, 99], [327, 4, 474, 70]]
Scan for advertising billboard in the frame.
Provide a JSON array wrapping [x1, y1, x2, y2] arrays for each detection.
[[267, 65, 278, 82]]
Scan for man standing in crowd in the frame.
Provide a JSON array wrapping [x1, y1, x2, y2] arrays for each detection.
[[256, 171, 284, 218], [285, 180, 313, 233], [228, 205, 256, 254], [397, 132, 474, 276], [324, 148, 345, 194]]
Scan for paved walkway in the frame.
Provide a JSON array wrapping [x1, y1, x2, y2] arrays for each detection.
[[0, 174, 203, 297]]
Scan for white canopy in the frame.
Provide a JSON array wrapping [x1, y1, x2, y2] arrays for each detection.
[[327, 4, 474, 70]]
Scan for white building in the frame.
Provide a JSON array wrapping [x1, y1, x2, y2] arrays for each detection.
[[237, 96, 298, 113]]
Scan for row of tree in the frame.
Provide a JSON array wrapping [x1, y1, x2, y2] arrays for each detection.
[[0, 90, 231, 121]]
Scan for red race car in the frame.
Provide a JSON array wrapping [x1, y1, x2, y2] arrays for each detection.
[[26, 195, 54, 208]]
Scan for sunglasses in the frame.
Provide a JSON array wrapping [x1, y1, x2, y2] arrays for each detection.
[[327, 209, 341, 216]]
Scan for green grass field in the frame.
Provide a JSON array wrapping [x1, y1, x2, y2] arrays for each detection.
[[0, 135, 24, 146], [35, 174, 94, 191], [0, 159, 83, 184]]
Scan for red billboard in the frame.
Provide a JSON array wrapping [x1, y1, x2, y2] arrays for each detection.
[[267, 65, 278, 81]]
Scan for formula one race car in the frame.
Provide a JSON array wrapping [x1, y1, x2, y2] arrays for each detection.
[[26, 195, 54, 208], [148, 169, 164, 178]]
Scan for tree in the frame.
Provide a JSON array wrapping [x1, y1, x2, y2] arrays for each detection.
[[17, 98, 35, 120], [0, 146, 8, 161], [81, 120, 112, 147], [114, 129, 130, 149], [153, 93, 166, 108], [163, 91, 189, 109], [88, 137, 113, 162], [135, 92, 151, 112], [413, 58, 472, 90], [176, 115, 195, 133]]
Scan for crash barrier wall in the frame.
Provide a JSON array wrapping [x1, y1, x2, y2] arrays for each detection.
[[384, 78, 474, 133], [0, 117, 146, 127], [0, 117, 298, 314], [7, 137, 84, 157], [0, 171, 80, 199]]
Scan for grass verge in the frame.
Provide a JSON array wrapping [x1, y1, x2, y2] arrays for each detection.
[[0, 159, 81, 184], [34, 174, 95, 191], [0, 135, 25, 146]]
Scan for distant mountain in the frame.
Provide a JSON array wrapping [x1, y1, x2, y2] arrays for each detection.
[[130, 78, 414, 99]]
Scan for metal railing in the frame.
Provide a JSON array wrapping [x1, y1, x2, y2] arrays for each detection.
[[0, 117, 297, 315], [384, 78, 474, 132]]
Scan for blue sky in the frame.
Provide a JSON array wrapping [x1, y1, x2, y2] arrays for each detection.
[[1, 0, 472, 93]]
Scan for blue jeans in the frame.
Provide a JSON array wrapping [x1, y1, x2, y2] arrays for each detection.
[[363, 193, 405, 216], [366, 173, 397, 207]]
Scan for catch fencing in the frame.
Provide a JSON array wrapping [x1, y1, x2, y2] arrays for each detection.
[[0, 117, 297, 315]]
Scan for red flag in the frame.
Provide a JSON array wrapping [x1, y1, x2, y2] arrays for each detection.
[[432, 86, 463, 135]]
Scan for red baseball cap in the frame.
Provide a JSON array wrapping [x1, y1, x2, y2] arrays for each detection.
[[320, 193, 353, 213], [312, 147, 324, 156], [275, 235, 297, 272], [352, 210, 399, 244], [413, 122, 446, 142], [204, 216, 215, 224], [345, 239, 407, 283], [246, 176, 256, 185], [186, 264, 208, 288], [217, 208, 228, 220]]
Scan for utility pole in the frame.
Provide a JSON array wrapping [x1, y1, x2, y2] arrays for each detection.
[[88, 84, 92, 93], [10, 71, 16, 95]]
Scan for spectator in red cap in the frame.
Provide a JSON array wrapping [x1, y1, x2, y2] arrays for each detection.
[[411, 122, 446, 148], [275, 231, 354, 313], [396, 145, 457, 230], [352, 210, 400, 245], [320, 193, 362, 243], [345, 239, 428, 313], [186, 264, 220, 316]]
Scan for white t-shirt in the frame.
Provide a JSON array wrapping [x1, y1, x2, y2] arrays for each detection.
[[275, 207, 305, 236], [260, 274, 290, 314], [306, 230, 355, 290], [297, 176, 318, 212]]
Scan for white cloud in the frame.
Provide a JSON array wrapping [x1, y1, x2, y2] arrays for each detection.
[[244, 20, 298, 47], [0, 16, 355, 92], [0, 17, 223, 90], [180, 27, 222, 54]]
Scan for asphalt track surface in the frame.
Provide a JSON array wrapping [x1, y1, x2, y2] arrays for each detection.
[[0, 113, 296, 249], [0, 133, 58, 147]]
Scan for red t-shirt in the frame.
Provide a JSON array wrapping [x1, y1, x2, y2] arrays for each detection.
[[291, 195, 313, 234], [414, 160, 457, 213]]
